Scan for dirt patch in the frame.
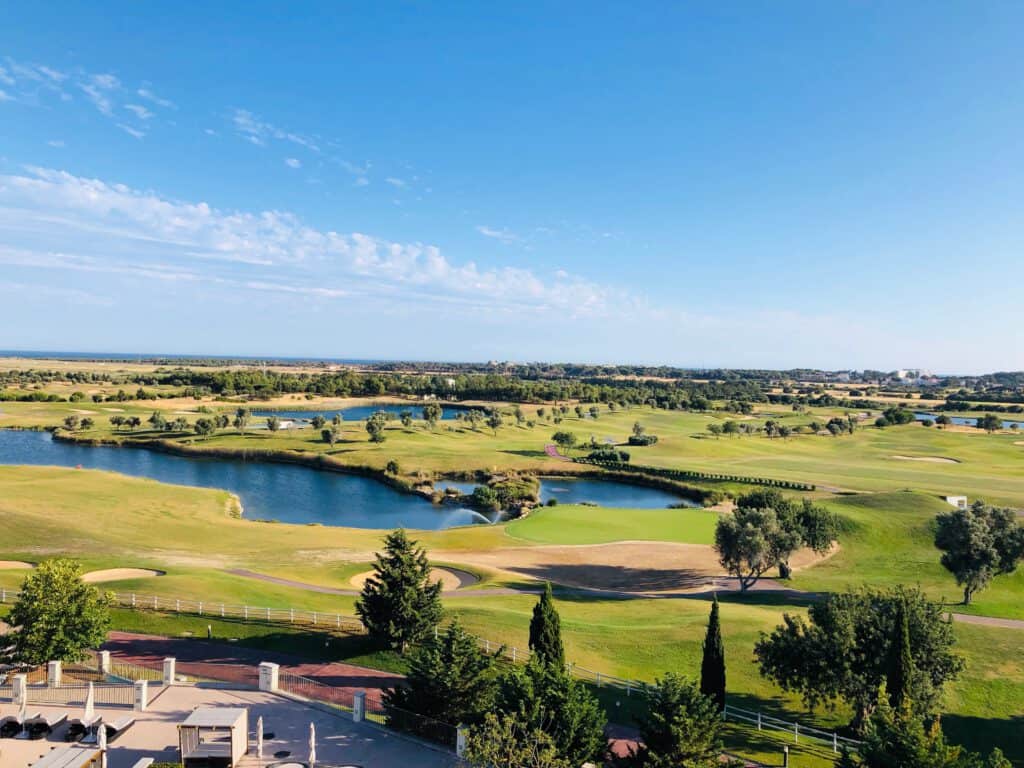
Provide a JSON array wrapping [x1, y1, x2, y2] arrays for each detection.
[[890, 455, 960, 464], [71, 409, 98, 414], [82, 568, 165, 583], [0, 560, 34, 570], [350, 566, 478, 592]]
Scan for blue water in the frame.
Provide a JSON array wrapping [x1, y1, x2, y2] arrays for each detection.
[[914, 412, 1024, 429], [0, 430, 487, 529], [437, 477, 698, 509], [253, 403, 468, 423]]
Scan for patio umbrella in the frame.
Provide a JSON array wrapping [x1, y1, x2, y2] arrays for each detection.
[[308, 722, 316, 767], [17, 694, 26, 724], [256, 715, 264, 759], [84, 681, 95, 721], [98, 720, 108, 768]]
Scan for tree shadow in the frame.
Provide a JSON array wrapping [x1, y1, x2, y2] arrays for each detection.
[[499, 449, 549, 458], [941, 713, 1024, 764], [510, 563, 711, 593]]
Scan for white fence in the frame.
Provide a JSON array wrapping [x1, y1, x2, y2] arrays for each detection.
[[0, 587, 861, 751]]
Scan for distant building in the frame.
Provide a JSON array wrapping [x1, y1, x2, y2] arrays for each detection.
[[944, 495, 968, 510]]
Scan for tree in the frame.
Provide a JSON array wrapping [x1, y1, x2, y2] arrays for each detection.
[[733, 490, 837, 577], [574, 405, 584, 419], [706, 423, 722, 439], [551, 431, 578, 453], [80, 417, 94, 430], [632, 421, 645, 438], [621, 674, 724, 768], [214, 413, 230, 430], [385, 620, 498, 741], [194, 417, 215, 437], [400, 409, 414, 429], [722, 420, 740, 436], [934, 502, 1024, 604], [63, 414, 80, 430], [322, 427, 339, 445], [126, 416, 141, 431], [422, 402, 443, 429], [754, 586, 964, 729], [714, 508, 787, 590], [233, 407, 250, 434], [465, 713, 570, 768], [529, 582, 564, 668], [6, 559, 112, 664], [366, 410, 389, 443], [355, 529, 443, 653], [311, 414, 327, 430], [69, 391, 85, 402], [172, 416, 189, 432], [266, 415, 281, 433], [487, 411, 504, 434], [495, 659, 606, 767], [699, 597, 726, 711], [514, 405, 526, 425], [588, 405, 600, 419], [976, 413, 1002, 433], [109, 415, 125, 431], [386, 460, 400, 475], [886, 604, 914, 709], [148, 411, 167, 431], [857, 694, 961, 768]]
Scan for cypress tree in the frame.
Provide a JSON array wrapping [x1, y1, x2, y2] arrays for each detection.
[[699, 596, 727, 711], [355, 528, 443, 653], [529, 582, 565, 668], [886, 602, 914, 709]]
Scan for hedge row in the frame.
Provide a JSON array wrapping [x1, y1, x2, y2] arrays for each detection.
[[573, 458, 815, 491]]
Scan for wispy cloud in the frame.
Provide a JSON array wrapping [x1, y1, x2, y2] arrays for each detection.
[[476, 225, 518, 244], [385, 177, 407, 188], [137, 85, 175, 109], [125, 104, 153, 120], [0, 89, 11, 102], [117, 124, 146, 139], [232, 108, 320, 152], [0, 167, 624, 317], [284, 157, 301, 169], [47, 139, 65, 148]]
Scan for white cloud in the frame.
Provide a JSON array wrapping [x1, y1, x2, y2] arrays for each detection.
[[125, 104, 153, 120], [117, 124, 146, 139], [137, 86, 175, 109], [476, 225, 518, 244], [0, 89, 11, 102], [385, 177, 407, 188], [354, 177, 369, 187], [232, 108, 319, 152], [285, 157, 301, 169], [0, 66, 13, 86], [0, 167, 622, 317], [47, 140, 65, 148]]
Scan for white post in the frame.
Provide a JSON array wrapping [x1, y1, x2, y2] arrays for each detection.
[[99, 651, 111, 674], [131, 593, 136, 608], [833, 732, 838, 753], [757, 711, 762, 731], [353, 690, 366, 722], [456, 724, 467, 757], [48, 660, 62, 688], [162, 657, 176, 686], [794, 722, 799, 743], [12, 673, 27, 705], [290, 608, 294, 624], [244, 605, 249, 620], [259, 662, 280, 692], [198, 601, 203, 616], [134, 680, 149, 711], [511, 647, 516, 663]]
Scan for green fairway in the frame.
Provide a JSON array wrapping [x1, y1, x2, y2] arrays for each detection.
[[506, 503, 719, 545]]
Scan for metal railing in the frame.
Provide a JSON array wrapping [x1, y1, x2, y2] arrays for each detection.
[[724, 704, 862, 754], [22, 682, 136, 707]]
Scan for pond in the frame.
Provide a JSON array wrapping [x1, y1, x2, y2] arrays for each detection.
[[252, 403, 469, 423], [0, 431, 697, 530], [914, 412, 1024, 429], [437, 477, 700, 508]]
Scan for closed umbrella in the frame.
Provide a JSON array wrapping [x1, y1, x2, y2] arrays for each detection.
[[308, 722, 316, 767], [256, 715, 264, 759], [17, 695, 26, 725], [84, 681, 95, 721]]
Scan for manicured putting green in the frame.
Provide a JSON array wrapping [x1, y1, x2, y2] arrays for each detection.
[[505, 503, 719, 545]]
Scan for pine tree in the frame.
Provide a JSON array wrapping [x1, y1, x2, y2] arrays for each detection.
[[384, 619, 498, 742], [625, 673, 723, 767], [886, 602, 914, 709], [529, 582, 565, 668], [355, 529, 443, 653], [699, 596, 726, 711]]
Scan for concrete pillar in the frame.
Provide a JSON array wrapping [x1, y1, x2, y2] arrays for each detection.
[[134, 680, 149, 712], [162, 657, 176, 686], [352, 690, 365, 723], [99, 651, 111, 674], [258, 662, 279, 692], [48, 660, 62, 688], [12, 674, 27, 705], [456, 724, 467, 757]]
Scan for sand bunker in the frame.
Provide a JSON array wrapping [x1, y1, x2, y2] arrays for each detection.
[[0, 560, 33, 570], [350, 566, 478, 593], [71, 409, 97, 414], [891, 455, 960, 464], [82, 568, 165, 583]]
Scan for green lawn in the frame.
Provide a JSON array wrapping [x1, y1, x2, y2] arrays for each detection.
[[506, 503, 719, 545]]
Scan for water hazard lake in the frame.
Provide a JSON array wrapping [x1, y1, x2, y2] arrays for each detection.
[[0, 430, 694, 529], [252, 403, 469, 423]]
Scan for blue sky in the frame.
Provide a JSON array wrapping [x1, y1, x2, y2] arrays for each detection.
[[1, 2, 1022, 371]]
